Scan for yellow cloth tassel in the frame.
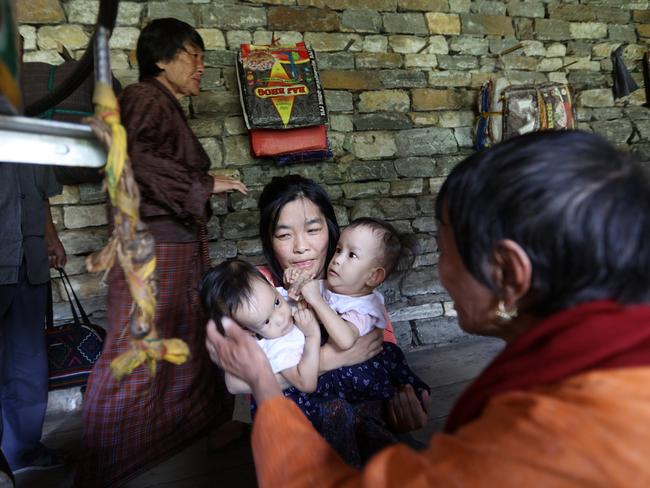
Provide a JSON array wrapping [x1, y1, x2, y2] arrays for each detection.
[[88, 82, 190, 380], [110, 337, 190, 381]]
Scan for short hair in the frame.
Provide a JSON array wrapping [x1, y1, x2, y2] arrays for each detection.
[[435, 130, 650, 316], [258, 175, 339, 285], [136, 18, 205, 81], [198, 259, 268, 326], [346, 217, 417, 279]]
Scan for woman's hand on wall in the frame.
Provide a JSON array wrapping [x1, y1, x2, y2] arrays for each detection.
[[212, 175, 248, 195]]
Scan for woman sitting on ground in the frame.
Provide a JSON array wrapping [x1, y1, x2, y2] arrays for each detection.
[[207, 130, 650, 487], [253, 175, 431, 465]]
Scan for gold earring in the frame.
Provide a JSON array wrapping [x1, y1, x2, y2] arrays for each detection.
[[496, 300, 518, 322]]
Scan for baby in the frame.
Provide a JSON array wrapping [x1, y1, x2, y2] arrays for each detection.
[[286, 217, 430, 404], [199, 260, 321, 395]]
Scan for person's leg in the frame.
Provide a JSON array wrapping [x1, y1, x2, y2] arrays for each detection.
[[0, 266, 48, 470], [380, 342, 430, 396], [0, 281, 18, 484]]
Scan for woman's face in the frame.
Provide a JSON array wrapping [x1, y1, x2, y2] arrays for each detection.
[[437, 214, 501, 337], [155, 42, 205, 100], [272, 198, 330, 279]]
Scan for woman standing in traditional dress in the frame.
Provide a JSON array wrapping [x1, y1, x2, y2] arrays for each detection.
[[75, 18, 247, 487]]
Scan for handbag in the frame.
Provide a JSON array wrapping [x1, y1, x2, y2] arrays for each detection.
[[45, 268, 106, 390]]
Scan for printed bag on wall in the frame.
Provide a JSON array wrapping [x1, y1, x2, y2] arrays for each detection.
[[476, 80, 577, 149], [503, 83, 577, 140], [236, 42, 327, 129]]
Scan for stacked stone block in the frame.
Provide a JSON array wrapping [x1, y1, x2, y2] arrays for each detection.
[[17, 0, 650, 350]]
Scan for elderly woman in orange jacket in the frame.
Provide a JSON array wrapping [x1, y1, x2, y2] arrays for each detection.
[[206, 130, 650, 487]]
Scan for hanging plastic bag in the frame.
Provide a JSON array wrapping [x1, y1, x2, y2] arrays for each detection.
[[236, 42, 327, 129]]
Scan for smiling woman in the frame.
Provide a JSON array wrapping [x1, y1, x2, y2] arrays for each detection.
[[211, 174, 433, 466], [258, 175, 339, 286], [207, 131, 650, 487]]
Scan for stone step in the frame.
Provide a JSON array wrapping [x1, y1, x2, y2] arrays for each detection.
[[47, 387, 83, 414]]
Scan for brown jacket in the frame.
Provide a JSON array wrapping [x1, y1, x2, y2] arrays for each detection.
[[252, 367, 650, 487], [119, 78, 213, 241]]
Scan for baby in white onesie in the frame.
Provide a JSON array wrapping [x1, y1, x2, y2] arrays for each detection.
[[285, 217, 429, 405], [199, 259, 321, 395]]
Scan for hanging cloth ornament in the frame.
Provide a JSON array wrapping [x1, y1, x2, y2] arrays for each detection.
[[611, 44, 639, 99], [86, 80, 190, 381]]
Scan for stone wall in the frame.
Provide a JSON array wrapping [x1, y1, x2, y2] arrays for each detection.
[[17, 0, 650, 350]]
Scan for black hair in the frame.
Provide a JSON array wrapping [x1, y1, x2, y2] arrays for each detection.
[[198, 259, 268, 328], [346, 217, 417, 279], [435, 130, 650, 316], [136, 18, 205, 81], [258, 175, 339, 285]]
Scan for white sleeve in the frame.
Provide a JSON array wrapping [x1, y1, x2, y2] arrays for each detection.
[[258, 328, 306, 374], [340, 310, 382, 337]]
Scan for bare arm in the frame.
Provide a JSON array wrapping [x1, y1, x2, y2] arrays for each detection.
[[309, 295, 360, 350], [280, 309, 321, 392], [224, 309, 321, 394], [206, 318, 282, 407], [225, 371, 287, 395], [44, 202, 66, 268], [298, 278, 360, 350], [225, 371, 253, 394]]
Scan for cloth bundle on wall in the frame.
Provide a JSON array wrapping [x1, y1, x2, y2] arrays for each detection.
[[475, 80, 577, 150], [236, 42, 331, 165], [611, 45, 638, 99]]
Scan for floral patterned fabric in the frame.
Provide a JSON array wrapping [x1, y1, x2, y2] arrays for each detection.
[[252, 342, 429, 466]]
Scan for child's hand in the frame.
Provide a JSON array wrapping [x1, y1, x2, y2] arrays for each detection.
[[293, 308, 320, 338], [286, 269, 314, 301], [283, 267, 302, 289], [299, 277, 321, 304]]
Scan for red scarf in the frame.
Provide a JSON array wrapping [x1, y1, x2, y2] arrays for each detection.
[[445, 300, 650, 433]]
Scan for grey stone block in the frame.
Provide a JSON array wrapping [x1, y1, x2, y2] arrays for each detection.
[[395, 127, 458, 157], [378, 70, 428, 88], [354, 113, 413, 131]]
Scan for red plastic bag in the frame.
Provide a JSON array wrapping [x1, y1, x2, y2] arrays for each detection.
[[250, 124, 327, 157]]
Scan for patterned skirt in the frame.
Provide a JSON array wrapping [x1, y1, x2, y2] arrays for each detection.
[[253, 342, 430, 467], [74, 241, 232, 487]]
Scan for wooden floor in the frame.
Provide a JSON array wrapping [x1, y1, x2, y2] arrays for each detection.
[[15, 337, 503, 488]]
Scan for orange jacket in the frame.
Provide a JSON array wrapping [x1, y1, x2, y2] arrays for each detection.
[[252, 367, 650, 487]]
